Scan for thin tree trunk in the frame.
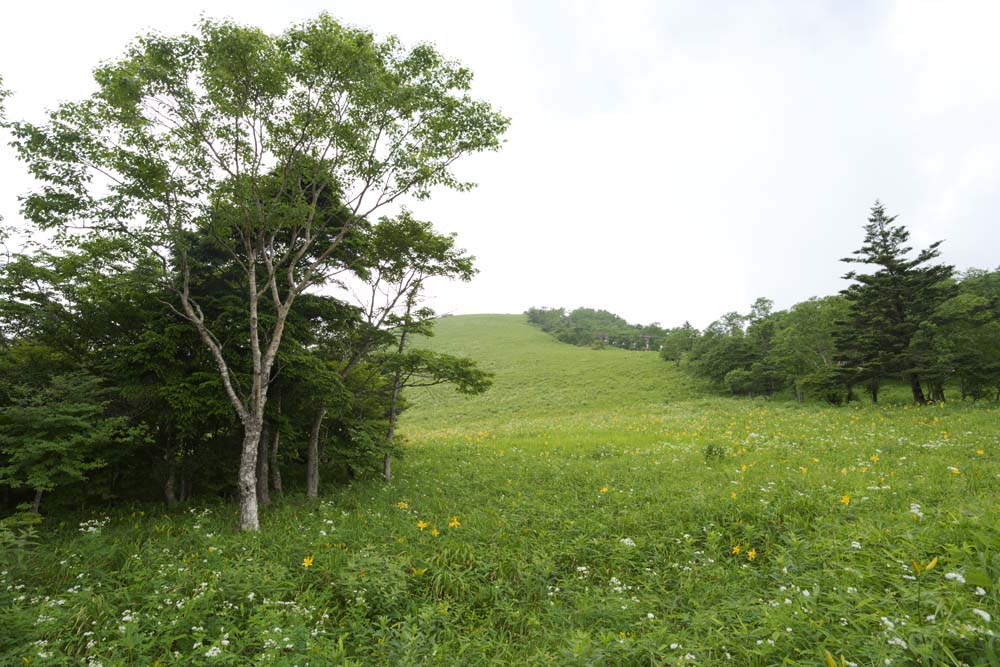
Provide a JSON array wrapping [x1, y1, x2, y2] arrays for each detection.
[[384, 333, 408, 481], [256, 423, 271, 507], [163, 469, 177, 506], [307, 407, 327, 498], [270, 427, 282, 494], [909, 373, 926, 404], [31, 488, 43, 513], [270, 393, 282, 493]]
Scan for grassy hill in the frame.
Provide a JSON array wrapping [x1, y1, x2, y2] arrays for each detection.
[[3, 315, 999, 666], [401, 314, 709, 434]]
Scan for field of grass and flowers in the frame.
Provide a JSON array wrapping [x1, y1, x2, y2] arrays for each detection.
[[2, 315, 999, 665]]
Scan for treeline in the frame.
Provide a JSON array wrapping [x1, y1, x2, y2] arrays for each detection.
[[526, 307, 666, 350], [0, 214, 492, 516], [663, 203, 1000, 403]]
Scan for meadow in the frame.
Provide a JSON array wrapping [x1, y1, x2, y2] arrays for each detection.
[[2, 314, 998, 666]]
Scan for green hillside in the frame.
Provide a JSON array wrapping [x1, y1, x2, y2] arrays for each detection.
[[402, 314, 708, 434]]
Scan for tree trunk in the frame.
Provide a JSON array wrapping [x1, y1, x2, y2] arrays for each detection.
[[238, 423, 261, 530], [256, 423, 271, 507], [307, 407, 327, 498], [384, 364, 405, 481], [909, 373, 926, 404], [383, 299, 414, 481], [31, 488, 43, 513], [163, 469, 177, 506], [270, 393, 282, 493], [270, 427, 282, 494]]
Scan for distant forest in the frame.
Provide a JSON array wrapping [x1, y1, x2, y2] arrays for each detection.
[[529, 203, 1000, 405], [525, 307, 669, 350]]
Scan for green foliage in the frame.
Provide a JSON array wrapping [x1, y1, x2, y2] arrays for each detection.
[[701, 442, 727, 462], [526, 307, 665, 350], [0, 371, 135, 511], [658, 321, 697, 366], [836, 201, 956, 403], [4, 13, 508, 529]]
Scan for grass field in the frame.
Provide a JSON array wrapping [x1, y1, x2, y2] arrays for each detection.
[[2, 315, 999, 666]]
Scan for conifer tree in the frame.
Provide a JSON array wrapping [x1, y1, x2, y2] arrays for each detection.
[[835, 201, 955, 403]]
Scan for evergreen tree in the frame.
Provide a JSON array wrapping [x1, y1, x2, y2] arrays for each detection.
[[835, 201, 955, 403]]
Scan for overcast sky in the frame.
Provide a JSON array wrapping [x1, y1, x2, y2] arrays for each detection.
[[2, 1, 999, 328]]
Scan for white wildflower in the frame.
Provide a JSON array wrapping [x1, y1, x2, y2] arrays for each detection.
[[973, 608, 992, 623]]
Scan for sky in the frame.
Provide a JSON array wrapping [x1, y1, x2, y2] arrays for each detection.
[[2, 1, 999, 329]]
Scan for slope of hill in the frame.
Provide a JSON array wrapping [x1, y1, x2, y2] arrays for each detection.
[[401, 314, 708, 433]]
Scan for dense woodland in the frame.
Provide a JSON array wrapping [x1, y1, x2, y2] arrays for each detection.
[[531, 203, 1000, 405]]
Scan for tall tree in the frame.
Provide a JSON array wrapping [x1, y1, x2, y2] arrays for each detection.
[[6, 15, 508, 530], [835, 201, 955, 403]]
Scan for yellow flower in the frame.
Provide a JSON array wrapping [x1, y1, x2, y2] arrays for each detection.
[[976, 449, 985, 456], [948, 466, 961, 475], [431, 527, 440, 537], [841, 495, 851, 506], [732, 545, 742, 555], [740, 464, 748, 473], [800, 466, 808, 474], [448, 516, 461, 528], [302, 556, 314, 568], [747, 548, 756, 561], [417, 520, 429, 531], [396, 501, 409, 510], [911, 556, 938, 575], [870, 453, 879, 463], [730, 491, 737, 500], [600, 487, 609, 493]]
